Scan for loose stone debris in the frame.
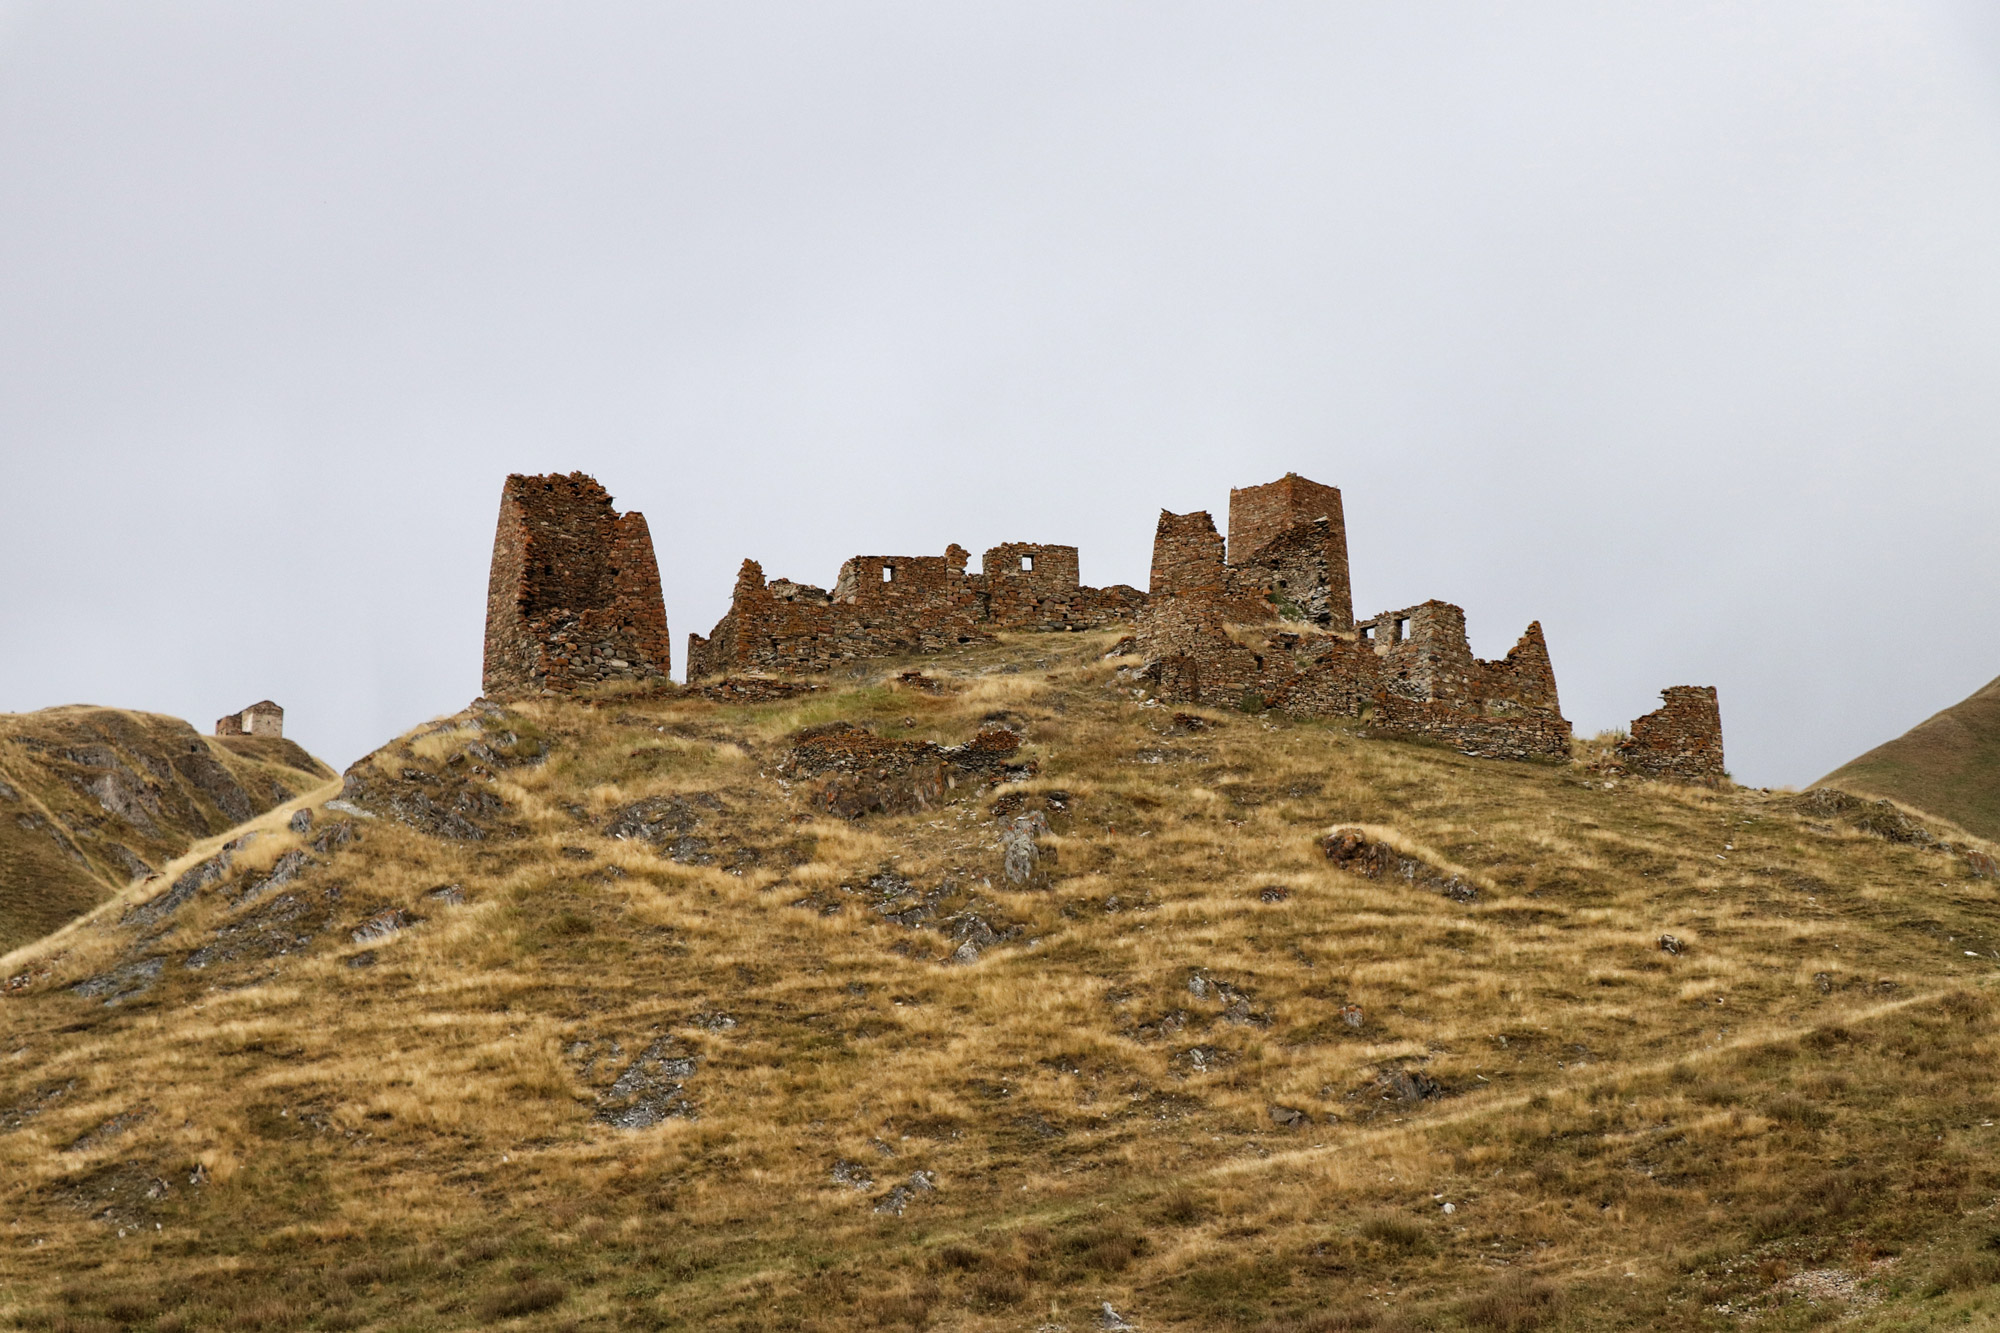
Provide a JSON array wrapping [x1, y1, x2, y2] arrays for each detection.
[[350, 909, 414, 945], [593, 1039, 698, 1129], [872, 1169, 937, 1215]]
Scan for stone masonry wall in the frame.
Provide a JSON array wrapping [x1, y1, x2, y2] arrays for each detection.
[[979, 543, 1145, 631], [483, 472, 672, 697], [1148, 509, 1274, 623], [687, 543, 1142, 680], [1149, 511, 1227, 597], [1618, 686, 1725, 782]]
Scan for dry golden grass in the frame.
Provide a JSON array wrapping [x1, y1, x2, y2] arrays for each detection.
[[4, 631, 2000, 1331]]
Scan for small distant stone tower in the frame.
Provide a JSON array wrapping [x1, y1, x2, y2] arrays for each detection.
[[1227, 473, 1353, 631], [216, 700, 284, 738], [482, 472, 671, 697]]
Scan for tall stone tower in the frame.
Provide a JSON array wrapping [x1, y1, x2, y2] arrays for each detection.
[[1226, 473, 1354, 631], [482, 472, 671, 697]]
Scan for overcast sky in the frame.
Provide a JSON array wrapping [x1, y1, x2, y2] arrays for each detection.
[[2, 3, 1997, 787]]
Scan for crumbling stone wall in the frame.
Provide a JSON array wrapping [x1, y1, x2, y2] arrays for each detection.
[[1146, 509, 1279, 624], [688, 542, 1142, 680], [979, 544, 1146, 631], [1618, 686, 1725, 782], [483, 473, 671, 697], [1149, 511, 1228, 598], [1133, 595, 1264, 708]]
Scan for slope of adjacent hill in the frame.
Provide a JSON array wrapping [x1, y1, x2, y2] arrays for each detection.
[[4, 634, 2000, 1332], [0, 706, 335, 953], [1819, 674, 2000, 843]]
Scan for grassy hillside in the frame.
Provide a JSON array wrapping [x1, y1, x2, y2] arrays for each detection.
[[1820, 674, 2000, 843], [4, 633, 2000, 1331], [0, 706, 335, 954]]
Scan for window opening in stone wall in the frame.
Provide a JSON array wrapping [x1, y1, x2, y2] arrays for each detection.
[[1361, 625, 1374, 641], [1021, 555, 1034, 571], [882, 565, 894, 583], [1395, 618, 1409, 642]]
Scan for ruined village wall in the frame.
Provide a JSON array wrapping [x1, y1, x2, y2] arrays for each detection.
[[1137, 575, 1571, 761], [1133, 597, 1263, 706], [681, 467, 1569, 767], [1260, 635, 1380, 717], [1360, 602, 1479, 705], [979, 543, 1142, 631], [1476, 622, 1562, 716], [981, 543, 1079, 592], [482, 472, 672, 697], [689, 539, 1144, 681], [1368, 695, 1573, 762], [1618, 686, 1725, 781]]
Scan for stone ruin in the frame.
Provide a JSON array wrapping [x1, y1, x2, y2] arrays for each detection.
[[685, 543, 1143, 679], [1134, 486, 1572, 761], [482, 472, 672, 697], [482, 467, 1720, 776], [215, 700, 284, 739], [1617, 686, 1725, 782]]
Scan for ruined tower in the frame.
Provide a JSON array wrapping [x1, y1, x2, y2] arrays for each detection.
[[1227, 473, 1353, 631], [482, 473, 671, 697], [1618, 686, 1725, 782]]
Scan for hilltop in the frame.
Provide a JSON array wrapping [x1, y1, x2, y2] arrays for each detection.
[[1819, 674, 2000, 843], [0, 706, 334, 954], [3, 632, 2000, 1331]]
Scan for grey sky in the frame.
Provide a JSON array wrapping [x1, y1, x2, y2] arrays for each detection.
[[2, 3, 1997, 787]]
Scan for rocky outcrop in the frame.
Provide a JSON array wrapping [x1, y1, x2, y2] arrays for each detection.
[[1319, 827, 1479, 903], [334, 705, 543, 843], [778, 722, 1030, 819]]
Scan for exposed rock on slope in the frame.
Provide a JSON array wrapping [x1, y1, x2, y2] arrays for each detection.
[[330, 703, 546, 841], [0, 707, 333, 953], [777, 720, 1029, 818], [1819, 672, 2000, 841]]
